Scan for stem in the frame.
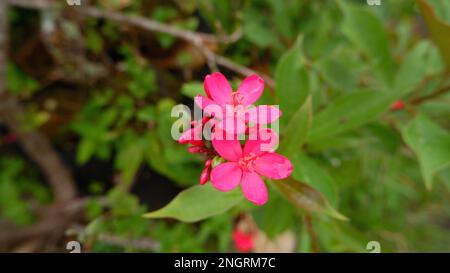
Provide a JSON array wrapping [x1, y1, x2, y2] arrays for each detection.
[[304, 214, 319, 253], [411, 85, 450, 105], [7, 0, 276, 89], [0, 0, 77, 203]]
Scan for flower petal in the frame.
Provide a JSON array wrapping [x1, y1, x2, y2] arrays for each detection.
[[243, 139, 264, 157], [246, 105, 281, 124], [236, 74, 264, 106], [178, 127, 203, 145], [216, 114, 246, 136], [204, 72, 233, 105], [195, 95, 223, 118], [241, 172, 268, 205], [247, 127, 279, 152], [211, 162, 242, 191], [254, 153, 293, 180], [212, 137, 242, 162]]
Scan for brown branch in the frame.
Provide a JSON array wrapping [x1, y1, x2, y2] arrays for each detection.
[[0, 1, 7, 96], [8, 0, 276, 89], [0, 1, 77, 203], [0, 197, 107, 249], [411, 84, 450, 105], [68, 225, 160, 252], [304, 214, 319, 253], [0, 95, 77, 202], [80, 6, 275, 88], [97, 233, 160, 251]]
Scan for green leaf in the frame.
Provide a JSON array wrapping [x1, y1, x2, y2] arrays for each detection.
[[6, 63, 39, 96], [243, 7, 277, 47], [279, 96, 312, 156], [418, 0, 450, 67], [76, 138, 97, 164], [116, 139, 145, 184], [273, 177, 347, 221], [143, 184, 242, 222], [402, 114, 450, 189], [315, 55, 357, 92], [291, 153, 338, 207], [181, 81, 205, 98], [394, 41, 444, 94], [308, 91, 393, 143], [275, 36, 310, 127], [339, 1, 395, 85], [252, 193, 296, 239], [137, 106, 156, 122]]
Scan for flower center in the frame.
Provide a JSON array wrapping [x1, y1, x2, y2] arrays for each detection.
[[232, 92, 245, 106], [238, 153, 258, 172], [225, 93, 247, 118]]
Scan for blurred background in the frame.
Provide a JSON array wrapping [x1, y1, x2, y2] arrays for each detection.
[[0, 0, 449, 253]]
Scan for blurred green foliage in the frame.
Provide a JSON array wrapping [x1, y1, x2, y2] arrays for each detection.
[[1, 0, 450, 253]]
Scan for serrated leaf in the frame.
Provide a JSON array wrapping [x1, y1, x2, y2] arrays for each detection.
[[143, 184, 242, 222]]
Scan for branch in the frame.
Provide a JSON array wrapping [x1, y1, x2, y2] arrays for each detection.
[[68, 225, 160, 252], [304, 214, 319, 253], [0, 0, 77, 203], [0, 1, 7, 95], [0, 197, 107, 249], [411, 84, 450, 105], [7, 0, 275, 89], [0, 95, 78, 202]]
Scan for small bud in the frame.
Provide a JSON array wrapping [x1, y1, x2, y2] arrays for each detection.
[[200, 167, 210, 185], [204, 158, 213, 168], [188, 146, 204, 154], [390, 100, 405, 111]]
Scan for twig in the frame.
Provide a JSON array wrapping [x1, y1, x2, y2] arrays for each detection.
[[0, 95, 78, 202], [215, 55, 275, 88], [0, 197, 107, 249], [8, 0, 276, 89], [1, 0, 78, 203], [97, 233, 160, 251], [304, 214, 319, 253], [411, 84, 450, 105], [0, 1, 7, 95], [69, 225, 160, 251], [80, 6, 274, 88]]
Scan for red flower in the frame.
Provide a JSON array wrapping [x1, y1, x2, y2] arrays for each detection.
[[195, 72, 281, 136], [210, 137, 292, 206], [233, 229, 254, 253]]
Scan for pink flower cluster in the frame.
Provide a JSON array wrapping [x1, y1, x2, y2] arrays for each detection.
[[179, 72, 292, 205]]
